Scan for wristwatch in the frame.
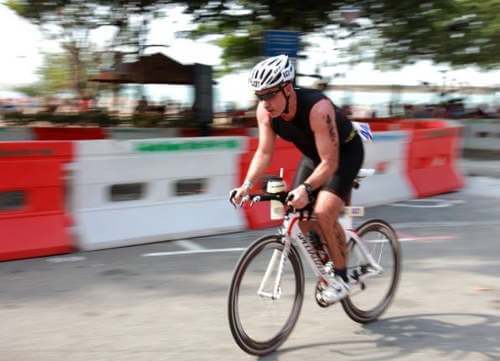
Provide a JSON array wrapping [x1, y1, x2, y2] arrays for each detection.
[[302, 182, 314, 201]]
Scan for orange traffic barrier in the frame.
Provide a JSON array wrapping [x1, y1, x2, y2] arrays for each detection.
[[406, 122, 464, 197], [365, 119, 465, 197], [0, 142, 74, 261], [239, 138, 301, 229]]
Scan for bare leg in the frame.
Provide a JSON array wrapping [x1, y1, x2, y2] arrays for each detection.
[[314, 191, 346, 276], [332, 220, 347, 269]]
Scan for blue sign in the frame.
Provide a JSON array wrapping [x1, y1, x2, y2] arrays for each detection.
[[264, 30, 300, 58]]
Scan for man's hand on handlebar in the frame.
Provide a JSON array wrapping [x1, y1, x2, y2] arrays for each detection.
[[286, 185, 309, 210], [229, 185, 251, 208]]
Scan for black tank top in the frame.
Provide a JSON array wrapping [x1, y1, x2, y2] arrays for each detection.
[[271, 88, 355, 163]]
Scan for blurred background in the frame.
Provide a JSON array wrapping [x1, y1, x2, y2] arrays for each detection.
[[1, 0, 499, 127], [2, 2, 500, 361]]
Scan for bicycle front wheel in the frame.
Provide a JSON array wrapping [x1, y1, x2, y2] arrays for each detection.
[[341, 219, 401, 323], [228, 234, 304, 356]]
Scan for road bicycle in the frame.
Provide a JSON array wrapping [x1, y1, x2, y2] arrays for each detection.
[[228, 169, 401, 356]]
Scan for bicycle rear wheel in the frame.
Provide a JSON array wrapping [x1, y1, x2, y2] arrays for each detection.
[[341, 219, 401, 323], [228, 235, 304, 356]]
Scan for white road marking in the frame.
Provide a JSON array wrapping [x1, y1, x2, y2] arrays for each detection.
[[142, 248, 246, 257], [176, 239, 206, 251], [366, 235, 456, 243], [46, 256, 86, 263], [144, 233, 457, 257], [393, 220, 500, 229], [390, 198, 466, 208], [400, 235, 457, 242]]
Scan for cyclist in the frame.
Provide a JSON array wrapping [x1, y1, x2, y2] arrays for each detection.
[[231, 54, 365, 303]]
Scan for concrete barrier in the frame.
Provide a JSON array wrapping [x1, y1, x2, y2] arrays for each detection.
[[352, 131, 415, 206], [108, 127, 180, 139], [71, 137, 247, 250], [461, 119, 500, 152]]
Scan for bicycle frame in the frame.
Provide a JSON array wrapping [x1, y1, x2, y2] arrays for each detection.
[[257, 208, 383, 300]]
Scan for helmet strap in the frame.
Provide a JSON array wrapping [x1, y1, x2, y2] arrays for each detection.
[[281, 87, 290, 114]]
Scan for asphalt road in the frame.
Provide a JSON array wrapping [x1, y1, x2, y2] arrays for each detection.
[[1, 176, 500, 361]]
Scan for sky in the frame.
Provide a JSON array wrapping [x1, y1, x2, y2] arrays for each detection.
[[1, 1, 499, 109]]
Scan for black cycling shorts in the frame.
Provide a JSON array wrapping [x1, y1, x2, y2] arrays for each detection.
[[292, 133, 364, 204]]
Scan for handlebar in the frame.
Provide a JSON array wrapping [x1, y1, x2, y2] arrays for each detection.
[[229, 190, 314, 218], [248, 192, 289, 204]]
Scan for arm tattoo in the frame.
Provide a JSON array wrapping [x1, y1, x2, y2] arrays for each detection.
[[326, 114, 337, 143]]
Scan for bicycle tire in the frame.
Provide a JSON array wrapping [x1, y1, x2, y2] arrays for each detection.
[[341, 219, 401, 324], [227, 234, 304, 356]]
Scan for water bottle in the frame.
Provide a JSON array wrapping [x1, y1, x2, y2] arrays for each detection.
[[266, 171, 286, 220]]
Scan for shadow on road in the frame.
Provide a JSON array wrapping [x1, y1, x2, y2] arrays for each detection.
[[264, 313, 500, 361]]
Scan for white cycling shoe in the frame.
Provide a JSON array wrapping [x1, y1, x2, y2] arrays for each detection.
[[321, 276, 351, 304]]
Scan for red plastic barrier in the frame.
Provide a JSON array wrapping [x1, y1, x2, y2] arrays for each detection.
[[406, 123, 464, 197], [0, 142, 74, 261], [33, 127, 107, 140], [239, 138, 301, 229], [354, 117, 403, 124], [365, 119, 465, 197]]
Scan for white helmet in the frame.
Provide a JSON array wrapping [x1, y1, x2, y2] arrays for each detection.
[[248, 54, 295, 91]]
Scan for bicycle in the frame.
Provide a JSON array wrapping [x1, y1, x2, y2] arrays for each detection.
[[228, 168, 401, 356]]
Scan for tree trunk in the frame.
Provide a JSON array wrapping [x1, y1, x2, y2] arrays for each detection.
[[65, 42, 84, 100]]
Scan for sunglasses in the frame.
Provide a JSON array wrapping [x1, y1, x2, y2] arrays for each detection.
[[255, 87, 282, 101]]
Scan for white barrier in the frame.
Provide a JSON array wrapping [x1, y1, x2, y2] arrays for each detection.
[[0, 127, 33, 141], [352, 131, 415, 207], [108, 127, 180, 140], [462, 119, 500, 152], [71, 137, 247, 250]]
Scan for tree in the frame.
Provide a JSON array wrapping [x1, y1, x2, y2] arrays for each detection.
[[178, 0, 500, 71], [6, 0, 173, 97], [13, 84, 44, 98], [8, 0, 500, 80], [7, 0, 99, 98], [38, 53, 72, 96], [362, 0, 500, 69], [13, 51, 101, 98], [177, 1, 343, 70]]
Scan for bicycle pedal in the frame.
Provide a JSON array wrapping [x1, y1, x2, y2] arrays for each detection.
[[351, 269, 360, 281]]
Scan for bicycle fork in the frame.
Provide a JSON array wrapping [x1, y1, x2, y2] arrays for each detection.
[[257, 239, 291, 300]]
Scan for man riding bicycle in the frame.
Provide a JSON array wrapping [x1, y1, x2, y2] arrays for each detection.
[[231, 54, 365, 303]]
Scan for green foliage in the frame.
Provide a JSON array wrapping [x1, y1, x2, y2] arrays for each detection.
[[13, 84, 44, 98], [8, 0, 500, 76], [2, 110, 198, 128], [3, 110, 120, 127], [180, 0, 500, 70], [363, 0, 500, 69], [38, 53, 72, 95], [6, 0, 173, 98]]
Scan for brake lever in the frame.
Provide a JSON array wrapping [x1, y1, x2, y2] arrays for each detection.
[[229, 189, 241, 209]]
